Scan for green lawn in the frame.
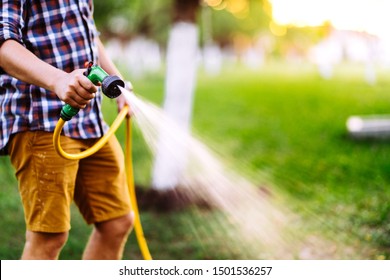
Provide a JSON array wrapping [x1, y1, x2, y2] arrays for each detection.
[[1, 62, 390, 259]]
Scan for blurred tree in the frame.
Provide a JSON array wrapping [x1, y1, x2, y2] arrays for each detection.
[[267, 20, 332, 59], [202, 0, 271, 46], [151, 0, 201, 193], [94, 0, 172, 44], [93, 0, 272, 46]]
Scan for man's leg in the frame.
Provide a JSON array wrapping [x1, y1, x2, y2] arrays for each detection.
[[21, 231, 69, 260], [82, 213, 134, 260], [8, 131, 81, 260], [75, 136, 134, 260]]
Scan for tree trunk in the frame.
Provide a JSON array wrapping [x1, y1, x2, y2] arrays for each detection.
[[151, 0, 200, 190]]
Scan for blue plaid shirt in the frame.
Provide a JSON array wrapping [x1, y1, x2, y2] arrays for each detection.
[[0, 0, 108, 155]]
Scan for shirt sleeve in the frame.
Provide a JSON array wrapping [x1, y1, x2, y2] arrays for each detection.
[[0, 0, 24, 46]]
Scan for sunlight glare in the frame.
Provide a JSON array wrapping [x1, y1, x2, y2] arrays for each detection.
[[270, 0, 390, 39]]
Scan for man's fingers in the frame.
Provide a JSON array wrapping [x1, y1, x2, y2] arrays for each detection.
[[69, 72, 97, 107], [78, 73, 98, 93], [55, 70, 98, 109], [65, 95, 88, 109], [76, 83, 96, 101]]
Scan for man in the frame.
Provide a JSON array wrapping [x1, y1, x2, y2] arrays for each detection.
[[0, 0, 134, 259]]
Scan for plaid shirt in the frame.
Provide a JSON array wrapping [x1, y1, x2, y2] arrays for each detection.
[[0, 0, 108, 154]]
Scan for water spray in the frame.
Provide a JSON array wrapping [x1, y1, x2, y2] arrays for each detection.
[[53, 62, 152, 260]]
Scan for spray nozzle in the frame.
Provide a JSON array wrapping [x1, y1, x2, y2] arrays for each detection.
[[84, 62, 125, 99], [60, 62, 125, 121]]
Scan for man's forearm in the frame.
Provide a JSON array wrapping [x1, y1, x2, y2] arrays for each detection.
[[0, 39, 64, 92], [0, 39, 97, 109]]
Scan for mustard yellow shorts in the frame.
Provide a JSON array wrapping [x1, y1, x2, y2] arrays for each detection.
[[8, 131, 131, 233]]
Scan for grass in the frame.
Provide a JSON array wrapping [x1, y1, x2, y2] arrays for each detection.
[[1, 61, 390, 259]]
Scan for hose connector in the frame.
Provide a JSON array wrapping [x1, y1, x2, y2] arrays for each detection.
[[60, 104, 80, 121]]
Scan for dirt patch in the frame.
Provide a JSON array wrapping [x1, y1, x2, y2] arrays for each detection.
[[135, 185, 213, 212]]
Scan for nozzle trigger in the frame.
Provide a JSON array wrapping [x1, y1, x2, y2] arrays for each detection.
[[83, 61, 94, 77]]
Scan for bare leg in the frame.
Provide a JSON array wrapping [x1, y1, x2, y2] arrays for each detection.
[[82, 213, 134, 260], [21, 231, 68, 260]]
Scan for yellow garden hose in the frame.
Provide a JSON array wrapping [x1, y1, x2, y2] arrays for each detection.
[[124, 112, 153, 261], [53, 105, 152, 260]]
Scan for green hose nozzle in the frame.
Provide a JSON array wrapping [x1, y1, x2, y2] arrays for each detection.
[[60, 62, 125, 121]]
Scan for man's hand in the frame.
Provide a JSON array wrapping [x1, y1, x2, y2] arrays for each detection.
[[54, 69, 97, 109], [116, 93, 133, 117]]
